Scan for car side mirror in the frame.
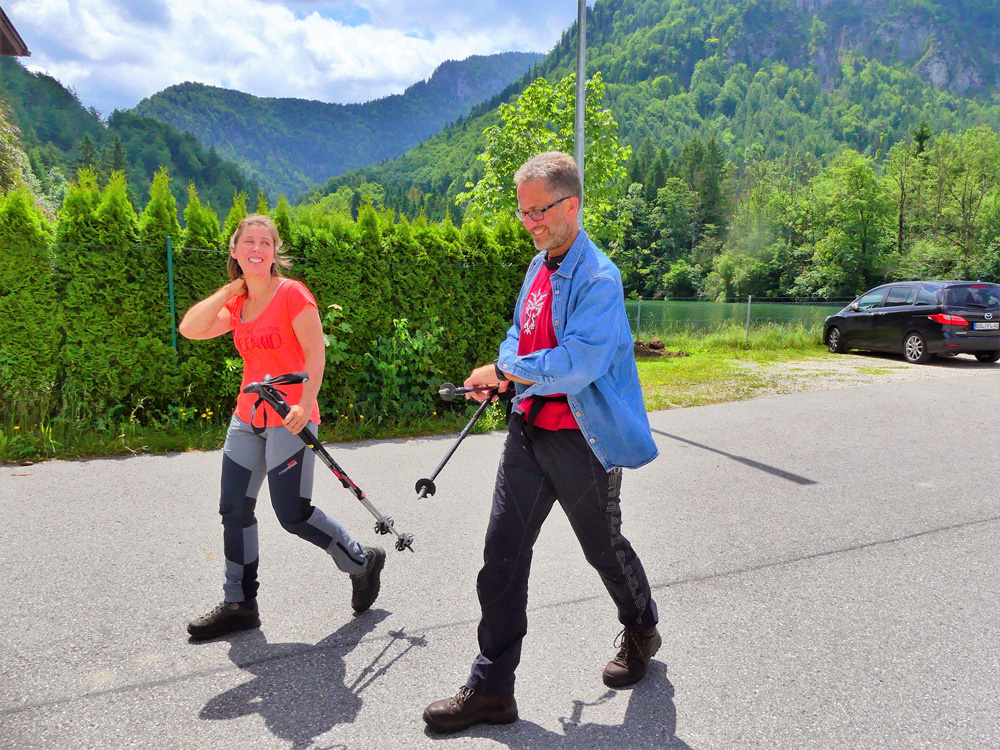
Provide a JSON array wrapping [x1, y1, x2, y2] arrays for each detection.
[[849, 301, 859, 311]]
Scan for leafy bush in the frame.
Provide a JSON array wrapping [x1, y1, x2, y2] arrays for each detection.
[[359, 317, 446, 425]]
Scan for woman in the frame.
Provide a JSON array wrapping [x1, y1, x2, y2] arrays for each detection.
[[179, 214, 385, 640]]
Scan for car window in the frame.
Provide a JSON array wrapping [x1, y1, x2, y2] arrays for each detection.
[[944, 284, 1000, 309], [856, 289, 886, 310], [916, 286, 938, 305], [884, 286, 917, 307]]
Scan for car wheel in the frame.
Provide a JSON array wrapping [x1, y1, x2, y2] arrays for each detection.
[[974, 351, 1000, 363], [827, 326, 847, 353], [903, 332, 931, 364]]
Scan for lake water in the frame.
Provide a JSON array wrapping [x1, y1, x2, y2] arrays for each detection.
[[625, 298, 851, 337]]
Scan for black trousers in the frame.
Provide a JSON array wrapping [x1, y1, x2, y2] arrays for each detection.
[[466, 413, 658, 696]]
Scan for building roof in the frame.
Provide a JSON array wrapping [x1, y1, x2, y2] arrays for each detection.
[[1, 6, 30, 57]]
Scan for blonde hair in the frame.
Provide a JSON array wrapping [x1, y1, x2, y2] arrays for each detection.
[[227, 214, 291, 280]]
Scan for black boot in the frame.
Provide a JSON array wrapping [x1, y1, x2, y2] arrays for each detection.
[[187, 599, 260, 640], [350, 546, 386, 613]]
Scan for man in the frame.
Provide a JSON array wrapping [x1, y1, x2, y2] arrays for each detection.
[[423, 151, 660, 733]]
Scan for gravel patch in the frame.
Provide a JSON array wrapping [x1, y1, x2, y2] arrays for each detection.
[[738, 351, 999, 395]]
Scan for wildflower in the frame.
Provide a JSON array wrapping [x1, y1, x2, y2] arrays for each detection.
[[13, 425, 20, 430], [359, 415, 365, 420]]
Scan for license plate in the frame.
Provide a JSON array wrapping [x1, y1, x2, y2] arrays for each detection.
[[974, 322, 999, 330]]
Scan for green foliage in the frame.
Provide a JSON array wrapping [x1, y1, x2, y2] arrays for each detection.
[[924, 126, 1000, 277], [457, 72, 630, 243], [107, 109, 262, 218], [0, 188, 57, 424], [611, 178, 701, 297], [177, 184, 232, 411], [359, 318, 446, 425], [0, 100, 30, 194], [54, 170, 181, 423], [138, 167, 183, 350], [795, 150, 895, 296], [220, 191, 248, 250]]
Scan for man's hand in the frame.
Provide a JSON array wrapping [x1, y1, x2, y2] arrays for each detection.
[[463, 363, 511, 402]]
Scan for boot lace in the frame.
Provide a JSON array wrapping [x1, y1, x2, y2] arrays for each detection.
[[612, 628, 635, 664], [454, 686, 475, 705]]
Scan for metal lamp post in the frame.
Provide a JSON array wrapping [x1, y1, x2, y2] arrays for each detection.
[[574, 0, 587, 228]]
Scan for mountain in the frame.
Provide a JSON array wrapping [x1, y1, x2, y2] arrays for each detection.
[[0, 57, 261, 216], [306, 0, 1000, 214], [131, 51, 545, 199]]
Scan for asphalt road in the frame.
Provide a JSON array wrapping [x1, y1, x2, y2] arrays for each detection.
[[2, 371, 999, 749]]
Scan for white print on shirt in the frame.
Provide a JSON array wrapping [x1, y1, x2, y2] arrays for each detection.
[[523, 289, 547, 335]]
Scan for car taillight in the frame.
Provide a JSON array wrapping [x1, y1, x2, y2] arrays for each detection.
[[928, 313, 968, 326]]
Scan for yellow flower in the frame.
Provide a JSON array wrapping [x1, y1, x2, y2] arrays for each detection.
[[359, 415, 365, 420], [13, 425, 20, 430]]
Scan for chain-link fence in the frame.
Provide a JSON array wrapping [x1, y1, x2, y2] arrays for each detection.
[[625, 296, 854, 339]]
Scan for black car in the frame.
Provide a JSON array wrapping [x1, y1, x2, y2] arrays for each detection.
[[823, 281, 1000, 364]]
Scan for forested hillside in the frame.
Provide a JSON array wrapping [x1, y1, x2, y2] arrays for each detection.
[[301, 0, 1000, 301], [310, 0, 1000, 217], [132, 52, 544, 199], [0, 57, 261, 217]]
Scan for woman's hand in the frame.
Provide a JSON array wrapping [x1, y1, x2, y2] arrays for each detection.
[[178, 278, 245, 340], [227, 277, 247, 297], [283, 404, 310, 435]]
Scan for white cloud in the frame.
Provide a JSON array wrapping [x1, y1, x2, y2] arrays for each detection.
[[5, 0, 580, 116]]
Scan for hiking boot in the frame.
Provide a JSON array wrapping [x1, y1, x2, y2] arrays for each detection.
[[187, 599, 260, 641], [350, 546, 386, 613], [602, 626, 662, 687], [423, 686, 518, 733]]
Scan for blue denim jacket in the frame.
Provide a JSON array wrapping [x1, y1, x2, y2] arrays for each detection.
[[496, 229, 659, 471]]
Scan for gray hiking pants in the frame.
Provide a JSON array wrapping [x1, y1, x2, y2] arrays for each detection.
[[219, 415, 368, 602]]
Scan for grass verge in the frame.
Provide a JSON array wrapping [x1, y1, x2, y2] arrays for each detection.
[[637, 324, 831, 410]]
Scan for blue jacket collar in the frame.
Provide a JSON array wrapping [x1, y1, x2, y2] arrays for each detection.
[[547, 228, 588, 278]]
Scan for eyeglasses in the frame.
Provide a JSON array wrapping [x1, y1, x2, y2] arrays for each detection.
[[514, 196, 571, 222]]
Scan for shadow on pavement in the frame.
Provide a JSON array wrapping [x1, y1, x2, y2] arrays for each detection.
[[426, 661, 694, 749], [199, 609, 427, 748], [652, 428, 816, 486]]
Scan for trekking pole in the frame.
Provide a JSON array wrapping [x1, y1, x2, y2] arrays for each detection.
[[414, 382, 509, 500], [243, 373, 414, 552]]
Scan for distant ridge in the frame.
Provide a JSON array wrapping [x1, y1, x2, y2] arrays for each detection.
[[132, 51, 545, 199]]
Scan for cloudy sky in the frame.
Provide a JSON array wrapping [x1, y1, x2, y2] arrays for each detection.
[[6, 0, 584, 117]]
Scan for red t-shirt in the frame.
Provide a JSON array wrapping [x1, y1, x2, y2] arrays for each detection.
[[224, 278, 322, 427], [516, 264, 579, 430]]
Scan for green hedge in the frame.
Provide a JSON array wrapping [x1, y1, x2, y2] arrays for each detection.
[[1, 171, 536, 429]]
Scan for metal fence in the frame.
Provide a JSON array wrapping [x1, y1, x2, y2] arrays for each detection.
[[625, 296, 853, 339]]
